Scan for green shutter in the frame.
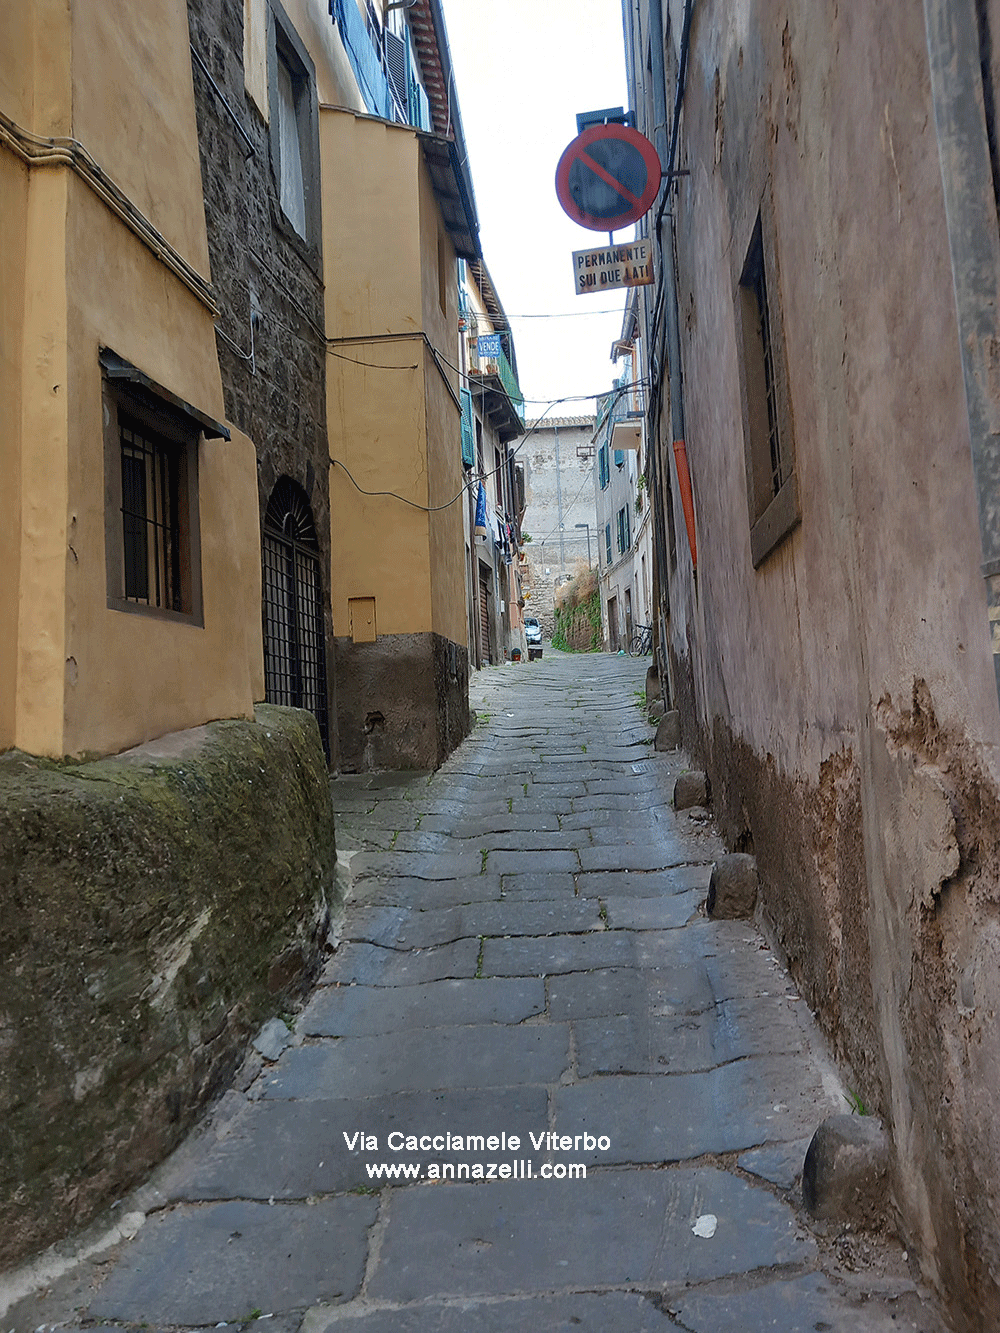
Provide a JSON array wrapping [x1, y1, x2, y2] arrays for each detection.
[[460, 389, 475, 468]]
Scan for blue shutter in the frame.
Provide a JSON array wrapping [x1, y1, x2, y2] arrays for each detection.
[[614, 448, 625, 468], [605, 523, 612, 565]]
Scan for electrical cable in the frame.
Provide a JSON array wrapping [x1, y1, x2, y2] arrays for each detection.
[[328, 347, 419, 369], [508, 308, 627, 319], [243, 239, 644, 407], [533, 469, 600, 549], [329, 388, 628, 515], [424, 334, 651, 406]]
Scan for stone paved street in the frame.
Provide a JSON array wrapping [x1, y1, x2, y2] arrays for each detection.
[[4, 653, 947, 1331]]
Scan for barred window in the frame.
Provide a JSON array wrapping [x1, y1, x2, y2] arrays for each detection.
[[101, 350, 215, 623], [119, 414, 188, 611], [262, 477, 330, 755]]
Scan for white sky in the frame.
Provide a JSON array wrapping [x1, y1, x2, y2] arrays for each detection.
[[445, 0, 630, 419]]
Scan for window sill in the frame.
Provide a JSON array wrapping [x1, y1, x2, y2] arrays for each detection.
[[107, 597, 204, 629], [750, 472, 800, 569]]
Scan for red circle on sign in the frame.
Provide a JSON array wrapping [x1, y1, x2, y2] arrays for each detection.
[[555, 124, 662, 231]]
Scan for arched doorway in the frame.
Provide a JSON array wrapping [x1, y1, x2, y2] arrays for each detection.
[[261, 477, 329, 754]]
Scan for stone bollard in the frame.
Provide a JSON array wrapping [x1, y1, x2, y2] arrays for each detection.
[[649, 699, 665, 722], [654, 710, 681, 751], [673, 770, 708, 809], [645, 665, 662, 705], [706, 853, 758, 918], [802, 1114, 890, 1226]]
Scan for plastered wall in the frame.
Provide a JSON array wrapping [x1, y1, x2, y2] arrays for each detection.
[[650, 1, 1000, 1322], [0, 153, 29, 751], [419, 165, 467, 649], [4, 0, 263, 758], [322, 109, 466, 646]]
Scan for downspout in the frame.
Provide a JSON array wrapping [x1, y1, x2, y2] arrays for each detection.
[[644, 0, 693, 697], [555, 425, 565, 576], [656, 0, 696, 571], [645, 0, 674, 609], [923, 0, 1000, 711]]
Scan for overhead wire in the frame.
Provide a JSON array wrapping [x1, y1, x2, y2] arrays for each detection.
[[329, 381, 647, 515], [534, 470, 600, 549]]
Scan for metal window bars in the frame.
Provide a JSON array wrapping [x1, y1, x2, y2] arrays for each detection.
[[119, 415, 183, 611], [262, 479, 330, 756]]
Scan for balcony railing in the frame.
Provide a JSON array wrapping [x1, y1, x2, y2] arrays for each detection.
[[468, 342, 525, 425]]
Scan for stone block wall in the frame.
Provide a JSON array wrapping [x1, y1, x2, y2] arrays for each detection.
[[186, 0, 337, 758]]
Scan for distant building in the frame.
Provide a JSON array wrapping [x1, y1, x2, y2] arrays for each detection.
[[593, 344, 652, 652], [459, 259, 527, 667], [519, 417, 597, 634]]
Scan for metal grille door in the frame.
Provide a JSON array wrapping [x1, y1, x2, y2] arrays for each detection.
[[479, 568, 492, 665], [262, 478, 329, 754]]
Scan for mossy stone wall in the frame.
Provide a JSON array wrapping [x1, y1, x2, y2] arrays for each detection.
[[553, 590, 603, 652], [0, 705, 336, 1268]]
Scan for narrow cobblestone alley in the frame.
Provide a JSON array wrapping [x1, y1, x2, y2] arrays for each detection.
[[5, 653, 948, 1332]]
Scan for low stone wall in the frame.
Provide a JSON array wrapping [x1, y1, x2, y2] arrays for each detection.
[[0, 705, 337, 1270], [334, 632, 470, 771]]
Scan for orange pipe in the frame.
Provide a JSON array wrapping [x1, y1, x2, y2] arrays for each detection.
[[672, 439, 697, 571]]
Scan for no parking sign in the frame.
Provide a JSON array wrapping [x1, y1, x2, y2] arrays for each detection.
[[555, 124, 662, 232]]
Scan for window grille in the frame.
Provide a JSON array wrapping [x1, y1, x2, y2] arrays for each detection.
[[262, 478, 330, 755], [119, 414, 185, 611]]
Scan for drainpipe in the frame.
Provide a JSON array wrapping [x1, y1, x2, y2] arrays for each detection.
[[646, 0, 674, 606], [645, 0, 693, 696], [924, 0, 1000, 710], [555, 424, 565, 575], [656, 0, 696, 572]]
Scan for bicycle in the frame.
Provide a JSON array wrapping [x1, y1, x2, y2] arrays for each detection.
[[627, 624, 653, 656]]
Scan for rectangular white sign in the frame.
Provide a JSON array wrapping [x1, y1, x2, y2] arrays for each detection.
[[573, 239, 653, 295]]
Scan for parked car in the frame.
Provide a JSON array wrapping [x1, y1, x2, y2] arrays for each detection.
[[525, 617, 543, 660]]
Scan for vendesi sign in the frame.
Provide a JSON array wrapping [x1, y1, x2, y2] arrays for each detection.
[[573, 239, 653, 295], [477, 333, 503, 358]]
